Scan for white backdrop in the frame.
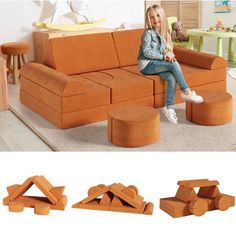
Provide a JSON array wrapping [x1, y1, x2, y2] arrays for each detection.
[[0, 0, 144, 60], [0, 1, 236, 60], [0, 153, 235, 236]]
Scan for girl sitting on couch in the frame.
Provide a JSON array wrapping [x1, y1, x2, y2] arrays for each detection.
[[138, 4, 203, 124]]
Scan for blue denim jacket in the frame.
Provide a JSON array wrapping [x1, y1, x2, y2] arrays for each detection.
[[138, 28, 167, 71]]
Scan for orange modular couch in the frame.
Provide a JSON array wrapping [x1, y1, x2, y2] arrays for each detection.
[[20, 29, 227, 129]]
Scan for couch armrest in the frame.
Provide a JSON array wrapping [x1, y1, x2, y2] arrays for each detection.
[[20, 62, 85, 96], [173, 47, 227, 70]]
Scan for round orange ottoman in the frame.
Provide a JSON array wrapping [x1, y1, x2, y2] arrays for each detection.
[[1, 42, 29, 84], [108, 106, 160, 147], [186, 90, 232, 125]]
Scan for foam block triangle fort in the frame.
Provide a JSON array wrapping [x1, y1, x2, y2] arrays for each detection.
[[3, 175, 67, 215]]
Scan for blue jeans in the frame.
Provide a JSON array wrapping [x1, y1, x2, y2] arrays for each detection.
[[141, 60, 189, 107]]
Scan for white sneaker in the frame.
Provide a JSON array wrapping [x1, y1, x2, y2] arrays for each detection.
[[181, 90, 203, 103], [162, 106, 178, 124]]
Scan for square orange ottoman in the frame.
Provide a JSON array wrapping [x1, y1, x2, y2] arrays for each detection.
[[108, 106, 160, 147]]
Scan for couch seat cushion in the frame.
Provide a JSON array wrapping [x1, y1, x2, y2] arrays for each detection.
[[122, 63, 226, 94], [80, 68, 153, 103], [66, 75, 111, 111], [20, 74, 111, 113]]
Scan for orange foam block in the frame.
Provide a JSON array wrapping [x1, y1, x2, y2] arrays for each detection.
[[160, 179, 235, 218], [3, 175, 67, 215], [73, 183, 154, 215]]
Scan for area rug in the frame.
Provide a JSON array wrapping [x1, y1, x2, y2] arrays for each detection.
[[8, 77, 236, 151]]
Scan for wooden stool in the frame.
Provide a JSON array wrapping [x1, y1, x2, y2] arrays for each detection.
[[1, 42, 29, 84], [186, 90, 233, 125], [108, 106, 160, 147]]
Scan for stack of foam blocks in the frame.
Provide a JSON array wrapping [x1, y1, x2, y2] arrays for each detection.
[[73, 183, 154, 215]]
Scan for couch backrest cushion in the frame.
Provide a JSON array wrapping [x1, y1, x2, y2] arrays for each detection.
[[112, 29, 144, 67], [45, 32, 119, 75]]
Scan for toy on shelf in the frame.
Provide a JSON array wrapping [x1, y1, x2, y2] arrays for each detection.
[[72, 183, 154, 215], [208, 26, 215, 32], [207, 17, 234, 32], [216, 17, 223, 31], [116, 22, 133, 31], [49, 0, 92, 24], [160, 179, 235, 218], [171, 21, 189, 42], [34, 0, 106, 31], [232, 24, 236, 32], [207, 26, 231, 32], [3, 175, 67, 215]]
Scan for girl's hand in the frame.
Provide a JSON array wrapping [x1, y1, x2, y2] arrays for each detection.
[[164, 54, 176, 63], [170, 56, 177, 62]]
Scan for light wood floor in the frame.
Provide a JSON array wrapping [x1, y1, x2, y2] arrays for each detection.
[[0, 110, 52, 151]]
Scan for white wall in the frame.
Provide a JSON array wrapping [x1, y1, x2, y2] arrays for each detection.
[[0, 0, 235, 60], [0, 0, 144, 60]]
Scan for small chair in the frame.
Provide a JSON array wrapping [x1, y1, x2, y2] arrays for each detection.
[[167, 16, 189, 48], [1, 42, 29, 84]]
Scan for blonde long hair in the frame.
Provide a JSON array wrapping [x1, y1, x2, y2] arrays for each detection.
[[146, 4, 173, 51]]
